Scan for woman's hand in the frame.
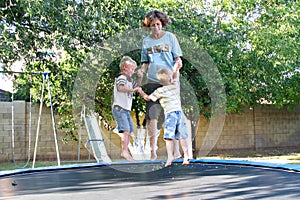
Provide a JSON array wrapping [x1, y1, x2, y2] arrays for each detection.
[[174, 57, 182, 72], [137, 69, 144, 78]]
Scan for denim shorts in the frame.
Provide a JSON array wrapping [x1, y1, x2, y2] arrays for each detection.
[[163, 110, 188, 140], [112, 106, 134, 133]]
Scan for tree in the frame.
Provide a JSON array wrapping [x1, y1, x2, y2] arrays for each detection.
[[1, 0, 299, 141], [1, 0, 147, 140]]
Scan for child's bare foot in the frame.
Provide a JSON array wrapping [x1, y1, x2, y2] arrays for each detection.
[[182, 158, 190, 166], [150, 150, 157, 161], [165, 157, 174, 167], [121, 151, 135, 162]]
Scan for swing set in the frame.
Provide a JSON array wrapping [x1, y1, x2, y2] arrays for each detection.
[[0, 71, 60, 168]]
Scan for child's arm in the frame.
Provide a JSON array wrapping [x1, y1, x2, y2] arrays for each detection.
[[136, 88, 151, 101], [118, 85, 141, 93], [173, 59, 182, 79]]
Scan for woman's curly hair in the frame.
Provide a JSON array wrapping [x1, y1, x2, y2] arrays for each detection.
[[142, 10, 171, 31]]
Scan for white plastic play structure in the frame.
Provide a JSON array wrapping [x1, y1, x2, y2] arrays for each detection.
[[80, 106, 112, 163], [81, 106, 152, 162]]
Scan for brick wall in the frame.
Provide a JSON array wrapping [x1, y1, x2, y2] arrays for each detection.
[[0, 102, 299, 163], [196, 105, 300, 155], [0, 101, 123, 163], [0, 101, 86, 163]]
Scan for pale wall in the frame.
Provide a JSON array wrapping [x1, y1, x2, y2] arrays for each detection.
[[0, 101, 299, 163]]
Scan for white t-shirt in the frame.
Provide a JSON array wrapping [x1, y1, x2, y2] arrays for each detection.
[[112, 73, 137, 111]]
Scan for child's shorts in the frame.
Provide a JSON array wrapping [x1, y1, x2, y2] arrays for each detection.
[[112, 105, 134, 133], [163, 110, 188, 140]]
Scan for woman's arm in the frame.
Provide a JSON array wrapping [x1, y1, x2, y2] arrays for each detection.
[[136, 62, 149, 86], [139, 63, 149, 74], [174, 57, 182, 71], [173, 58, 182, 79]]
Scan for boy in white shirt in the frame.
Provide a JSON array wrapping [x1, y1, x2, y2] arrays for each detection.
[[112, 56, 143, 162], [141, 66, 190, 167]]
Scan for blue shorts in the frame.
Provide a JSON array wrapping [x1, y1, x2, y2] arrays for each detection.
[[163, 110, 188, 140], [112, 106, 134, 133]]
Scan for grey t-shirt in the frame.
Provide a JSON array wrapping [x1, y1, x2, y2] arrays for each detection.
[[141, 31, 183, 83], [112, 74, 137, 111]]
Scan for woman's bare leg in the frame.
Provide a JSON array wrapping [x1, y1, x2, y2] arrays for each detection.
[[173, 139, 181, 159], [147, 119, 158, 160]]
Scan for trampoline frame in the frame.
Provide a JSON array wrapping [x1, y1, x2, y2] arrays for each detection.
[[1, 158, 300, 177]]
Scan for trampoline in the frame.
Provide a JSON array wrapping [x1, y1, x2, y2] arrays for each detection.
[[1, 159, 300, 200]]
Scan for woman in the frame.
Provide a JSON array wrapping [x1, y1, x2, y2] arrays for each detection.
[[139, 10, 183, 160]]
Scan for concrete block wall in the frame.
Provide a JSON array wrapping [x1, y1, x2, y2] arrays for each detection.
[[1, 102, 299, 163], [196, 105, 300, 156], [254, 105, 300, 149], [0, 101, 89, 163]]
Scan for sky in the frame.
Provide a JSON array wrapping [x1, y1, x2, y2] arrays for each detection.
[[0, 73, 13, 92], [0, 61, 24, 92], [0, 65, 13, 92]]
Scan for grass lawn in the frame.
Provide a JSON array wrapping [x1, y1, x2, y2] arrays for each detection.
[[0, 161, 58, 171], [204, 149, 300, 164]]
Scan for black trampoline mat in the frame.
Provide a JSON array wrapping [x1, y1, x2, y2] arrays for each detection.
[[1, 162, 300, 200]]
